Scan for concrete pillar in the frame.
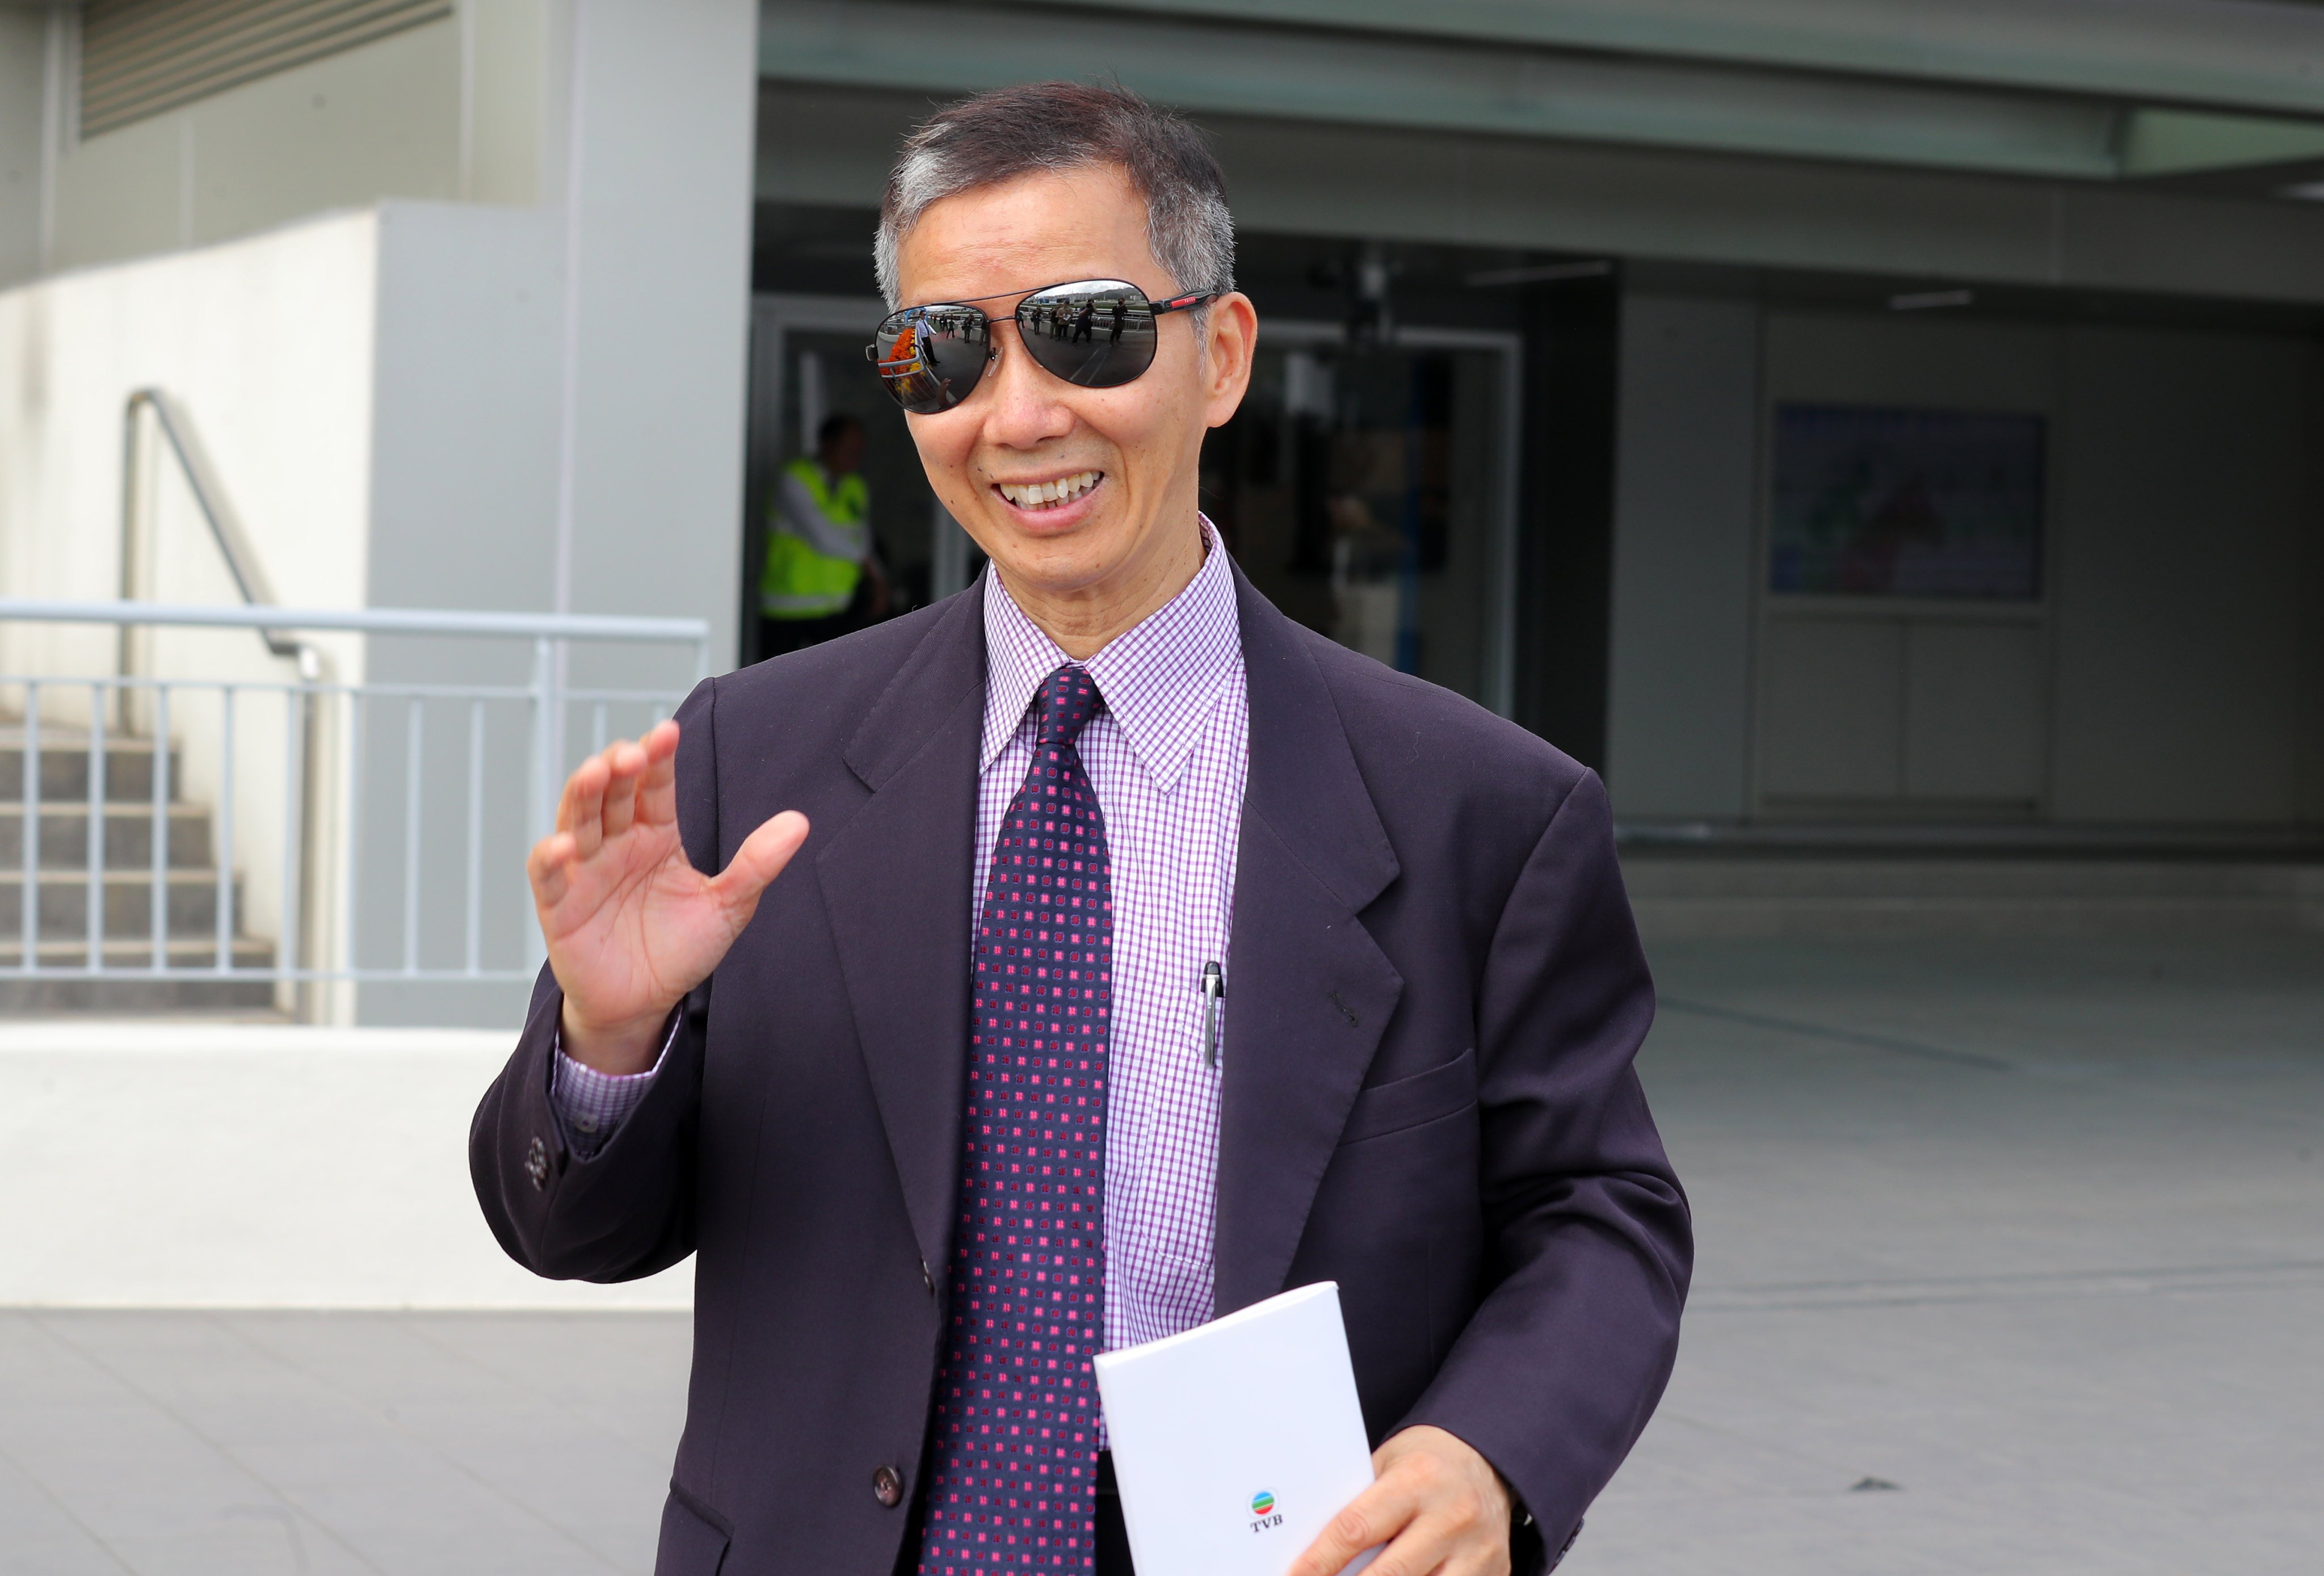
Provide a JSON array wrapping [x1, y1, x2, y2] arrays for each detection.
[[357, 0, 761, 1023]]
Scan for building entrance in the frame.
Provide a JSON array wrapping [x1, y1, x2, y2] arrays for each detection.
[[744, 299, 1521, 717], [741, 295, 980, 666], [1202, 322, 1520, 716]]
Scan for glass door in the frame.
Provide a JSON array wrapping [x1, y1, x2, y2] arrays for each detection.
[[743, 296, 982, 663], [1200, 325, 1519, 714]]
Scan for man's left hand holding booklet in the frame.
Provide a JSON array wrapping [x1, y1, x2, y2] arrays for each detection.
[[1095, 1283, 1384, 1576]]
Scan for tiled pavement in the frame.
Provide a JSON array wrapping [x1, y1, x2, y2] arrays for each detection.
[[0, 1310, 687, 1573], [1574, 934, 2324, 1576], [5, 933, 2321, 1573]]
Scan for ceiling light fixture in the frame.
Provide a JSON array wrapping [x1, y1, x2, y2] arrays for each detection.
[[1463, 260, 1615, 288], [1889, 288, 1974, 311]]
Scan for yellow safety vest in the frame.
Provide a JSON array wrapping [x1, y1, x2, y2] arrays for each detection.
[[762, 457, 869, 619]]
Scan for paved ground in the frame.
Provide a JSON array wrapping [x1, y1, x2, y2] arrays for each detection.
[[1575, 934, 2324, 1576], [5, 934, 2321, 1574], [0, 1312, 687, 1574]]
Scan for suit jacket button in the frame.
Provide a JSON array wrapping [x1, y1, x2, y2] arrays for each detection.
[[525, 1137, 549, 1191], [872, 1465, 904, 1507]]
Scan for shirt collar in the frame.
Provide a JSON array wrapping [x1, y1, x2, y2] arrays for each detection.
[[979, 518, 1242, 793]]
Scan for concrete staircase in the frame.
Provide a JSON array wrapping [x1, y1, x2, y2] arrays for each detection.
[[1, 724, 276, 1012], [1620, 828, 2324, 940]]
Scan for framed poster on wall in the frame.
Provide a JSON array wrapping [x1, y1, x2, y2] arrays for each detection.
[[1768, 404, 2045, 599]]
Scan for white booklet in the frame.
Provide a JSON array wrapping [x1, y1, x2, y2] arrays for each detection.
[[1095, 1281, 1380, 1576]]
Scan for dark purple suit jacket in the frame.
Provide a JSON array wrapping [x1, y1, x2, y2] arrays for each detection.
[[472, 568, 1690, 1576]]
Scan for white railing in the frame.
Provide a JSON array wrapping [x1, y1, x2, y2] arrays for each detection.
[[2, 598, 710, 1000]]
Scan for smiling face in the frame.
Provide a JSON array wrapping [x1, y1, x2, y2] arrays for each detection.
[[891, 163, 1256, 654]]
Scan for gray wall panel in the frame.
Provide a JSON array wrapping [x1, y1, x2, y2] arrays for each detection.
[[1604, 295, 1758, 821], [2051, 326, 2312, 824], [0, 8, 44, 291]]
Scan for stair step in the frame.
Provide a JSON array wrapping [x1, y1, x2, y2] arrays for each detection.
[[0, 726, 274, 1010], [0, 982, 281, 1012], [0, 730, 180, 804], [0, 869, 248, 942], [0, 802, 214, 870], [2, 938, 281, 1014], [6, 935, 277, 969]]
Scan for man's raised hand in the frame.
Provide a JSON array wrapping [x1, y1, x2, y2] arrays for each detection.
[[527, 720, 808, 1073]]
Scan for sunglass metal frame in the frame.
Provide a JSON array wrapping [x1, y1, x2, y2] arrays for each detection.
[[865, 278, 1217, 414]]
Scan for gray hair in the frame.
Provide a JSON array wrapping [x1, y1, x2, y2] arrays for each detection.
[[875, 82, 1236, 312]]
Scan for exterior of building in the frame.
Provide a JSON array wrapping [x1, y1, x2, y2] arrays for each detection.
[[2, 0, 2321, 1022], [742, 0, 2324, 834]]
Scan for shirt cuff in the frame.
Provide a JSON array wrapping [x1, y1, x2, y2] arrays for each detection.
[[549, 1011, 678, 1158]]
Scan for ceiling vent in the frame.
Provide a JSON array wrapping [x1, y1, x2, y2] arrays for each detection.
[[80, 0, 452, 140]]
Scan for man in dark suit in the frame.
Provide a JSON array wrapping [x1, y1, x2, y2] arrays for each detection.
[[473, 82, 1688, 1576]]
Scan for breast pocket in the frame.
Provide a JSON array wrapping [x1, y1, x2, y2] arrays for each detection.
[[1338, 1047, 1477, 1145]]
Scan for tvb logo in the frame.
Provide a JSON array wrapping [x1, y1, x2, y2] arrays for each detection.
[[1249, 1489, 1284, 1534]]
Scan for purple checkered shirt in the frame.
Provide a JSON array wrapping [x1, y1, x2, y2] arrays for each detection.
[[553, 523, 1247, 1353]]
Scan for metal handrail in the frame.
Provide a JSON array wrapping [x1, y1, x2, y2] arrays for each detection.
[[3, 597, 713, 654], [3, 603, 712, 842], [5, 596, 713, 855], [113, 390, 334, 1014], [120, 388, 320, 678], [2, 598, 710, 1004]]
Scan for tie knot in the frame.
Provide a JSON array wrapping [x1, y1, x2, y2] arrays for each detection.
[[1033, 663, 1101, 747]]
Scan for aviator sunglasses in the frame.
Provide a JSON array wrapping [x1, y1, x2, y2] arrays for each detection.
[[866, 278, 1218, 414]]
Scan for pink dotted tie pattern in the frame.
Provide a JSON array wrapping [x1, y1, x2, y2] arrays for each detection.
[[922, 664, 1112, 1574]]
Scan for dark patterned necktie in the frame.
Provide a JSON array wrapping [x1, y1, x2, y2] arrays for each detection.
[[921, 664, 1113, 1574]]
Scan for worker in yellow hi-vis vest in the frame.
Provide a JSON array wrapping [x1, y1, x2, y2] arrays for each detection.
[[760, 413, 889, 657]]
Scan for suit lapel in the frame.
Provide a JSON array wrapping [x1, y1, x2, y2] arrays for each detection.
[[816, 590, 985, 1279], [1214, 566, 1403, 1315], [812, 571, 1403, 1308]]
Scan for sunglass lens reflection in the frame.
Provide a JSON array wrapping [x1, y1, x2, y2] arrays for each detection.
[[875, 306, 990, 413], [1018, 285, 1157, 388]]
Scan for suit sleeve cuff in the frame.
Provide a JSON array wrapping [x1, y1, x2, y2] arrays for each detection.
[[548, 1012, 678, 1158]]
